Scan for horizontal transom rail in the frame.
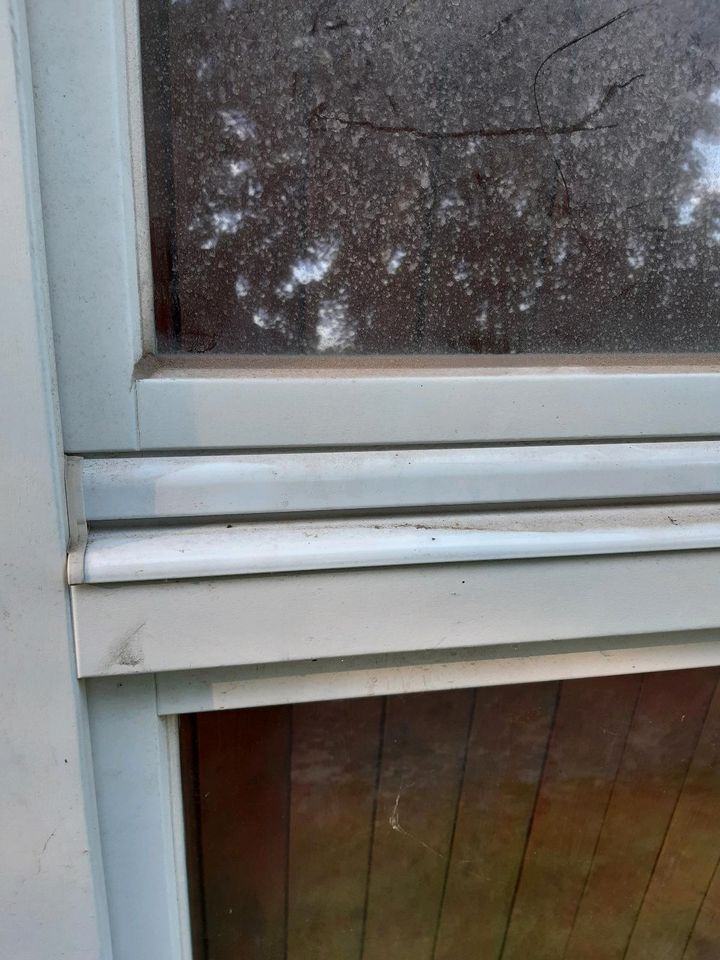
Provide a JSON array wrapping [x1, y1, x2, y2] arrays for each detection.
[[79, 441, 720, 522]]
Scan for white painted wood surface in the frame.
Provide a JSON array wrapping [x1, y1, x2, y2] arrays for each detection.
[[135, 365, 720, 452], [79, 504, 720, 583], [86, 677, 191, 960], [80, 442, 720, 521], [26, 0, 141, 452], [72, 550, 720, 676], [156, 631, 720, 714], [0, 2, 110, 954], [18, 0, 720, 952]]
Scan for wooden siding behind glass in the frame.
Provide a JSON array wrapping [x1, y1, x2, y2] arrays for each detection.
[[180, 668, 720, 960]]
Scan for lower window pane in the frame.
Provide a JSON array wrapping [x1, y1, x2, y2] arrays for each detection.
[[180, 669, 720, 959]]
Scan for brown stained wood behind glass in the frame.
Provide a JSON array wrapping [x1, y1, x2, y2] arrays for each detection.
[[142, 0, 720, 353], [181, 668, 720, 960]]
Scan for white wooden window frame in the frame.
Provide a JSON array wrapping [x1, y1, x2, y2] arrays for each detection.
[[1, 3, 110, 955], [22, 0, 720, 679], [87, 630, 720, 960], [9, 1, 720, 959]]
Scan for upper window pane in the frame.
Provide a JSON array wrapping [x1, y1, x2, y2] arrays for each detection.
[[141, 0, 720, 354]]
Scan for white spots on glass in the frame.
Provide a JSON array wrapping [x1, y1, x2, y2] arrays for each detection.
[[315, 298, 355, 352], [517, 285, 536, 314], [252, 307, 285, 330], [453, 260, 470, 282], [211, 209, 244, 234], [219, 109, 256, 141], [493, 178, 514, 205], [164, 0, 720, 353], [438, 191, 465, 225], [692, 137, 720, 191], [277, 238, 340, 298], [189, 133, 268, 249], [193, 207, 245, 250], [677, 128, 720, 225], [196, 56, 212, 82], [678, 196, 700, 226], [229, 159, 250, 178], [554, 238, 568, 265], [292, 238, 339, 284], [513, 195, 528, 218], [234, 275, 250, 299], [197, 209, 244, 249], [385, 247, 407, 275], [626, 242, 646, 270], [440, 191, 463, 211], [395, 146, 415, 170]]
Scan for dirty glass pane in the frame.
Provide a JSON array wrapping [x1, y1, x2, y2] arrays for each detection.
[[180, 670, 720, 960], [142, 0, 720, 353]]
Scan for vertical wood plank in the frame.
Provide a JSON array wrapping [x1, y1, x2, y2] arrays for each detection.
[[195, 706, 291, 960], [625, 676, 720, 960], [562, 669, 719, 960], [361, 690, 475, 960], [178, 715, 208, 960], [499, 675, 642, 960], [683, 862, 720, 960], [433, 681, 559, 960], [287, 697, 384, 960]]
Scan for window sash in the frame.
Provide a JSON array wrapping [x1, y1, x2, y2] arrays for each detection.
[[25, 0, 720, 454]]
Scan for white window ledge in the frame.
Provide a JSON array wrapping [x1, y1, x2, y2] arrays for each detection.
[[78, 504, 720, 583], [72, 549, 720, 676]]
